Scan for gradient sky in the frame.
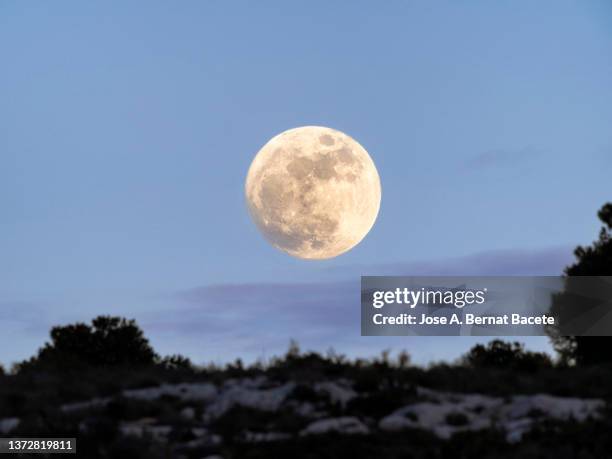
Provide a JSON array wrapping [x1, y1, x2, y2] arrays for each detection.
[[2, 1, 611, 367]]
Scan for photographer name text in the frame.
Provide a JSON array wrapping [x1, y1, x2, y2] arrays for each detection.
[[372, 313, 555, 326]]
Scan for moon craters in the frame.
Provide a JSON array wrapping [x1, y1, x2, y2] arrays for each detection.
[[245, 126, 381, 259]]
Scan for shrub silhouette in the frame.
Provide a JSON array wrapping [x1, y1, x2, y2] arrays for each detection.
[[20, 316, 159, 370], [463, 340, 552, 370], [547, 203, 612, 366], [159, 354, 193, 371]]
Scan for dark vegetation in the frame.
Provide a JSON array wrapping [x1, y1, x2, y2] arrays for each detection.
[[548, 203, 612, 366], [461, 340, 552, 371], [1, 316, 612, 458], [15, 316, 190, 373], [221, 422, 612, 459], [2, 316, 612, 458]]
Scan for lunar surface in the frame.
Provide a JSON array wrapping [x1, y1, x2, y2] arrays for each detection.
[[245, 126, 381, 259]]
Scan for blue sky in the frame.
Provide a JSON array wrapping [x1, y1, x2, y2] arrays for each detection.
[[1, 1, 611, 366]]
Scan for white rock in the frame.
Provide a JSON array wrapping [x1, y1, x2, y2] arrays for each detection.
[[504, 418, 534, 443], [380, 387, 604, 442], [123, 382, 217, 402], [61, 397, 111, 412], [300, 417, 369, 436], [380, 402, 485, 439], [244, 431, 291, 442], [61, 383, 216, 412], [119, 419, 172, 441], [501, 394, 604, 422], [204, 382, 295, 420], [315, 381, 357, 408], [191, 427, 208, 437]]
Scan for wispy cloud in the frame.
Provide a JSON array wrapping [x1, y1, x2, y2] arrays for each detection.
[[1, 247, 573, 366], [465, 147, 540, 169], [0, 300, 50, 332], [142, 246, 573, 364]]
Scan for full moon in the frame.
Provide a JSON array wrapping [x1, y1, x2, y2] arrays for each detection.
[[245, 126, 381, 259]]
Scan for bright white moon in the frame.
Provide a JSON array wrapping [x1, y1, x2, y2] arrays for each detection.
[[245, 126, 381, 259]]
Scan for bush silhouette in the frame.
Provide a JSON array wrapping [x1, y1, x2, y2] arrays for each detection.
[[20, 316, 159, 370], [548, 203, 612, 366], [463, 340, 552, 370]]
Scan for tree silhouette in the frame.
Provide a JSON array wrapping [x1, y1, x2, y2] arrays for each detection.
[[548, 203, 612, 365], [22, 316, 159, 370]]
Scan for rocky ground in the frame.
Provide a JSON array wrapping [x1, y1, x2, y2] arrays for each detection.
[[1, 374, 607, 458]]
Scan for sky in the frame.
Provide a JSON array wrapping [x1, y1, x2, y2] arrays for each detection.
[[1, 1, 611, 367]]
